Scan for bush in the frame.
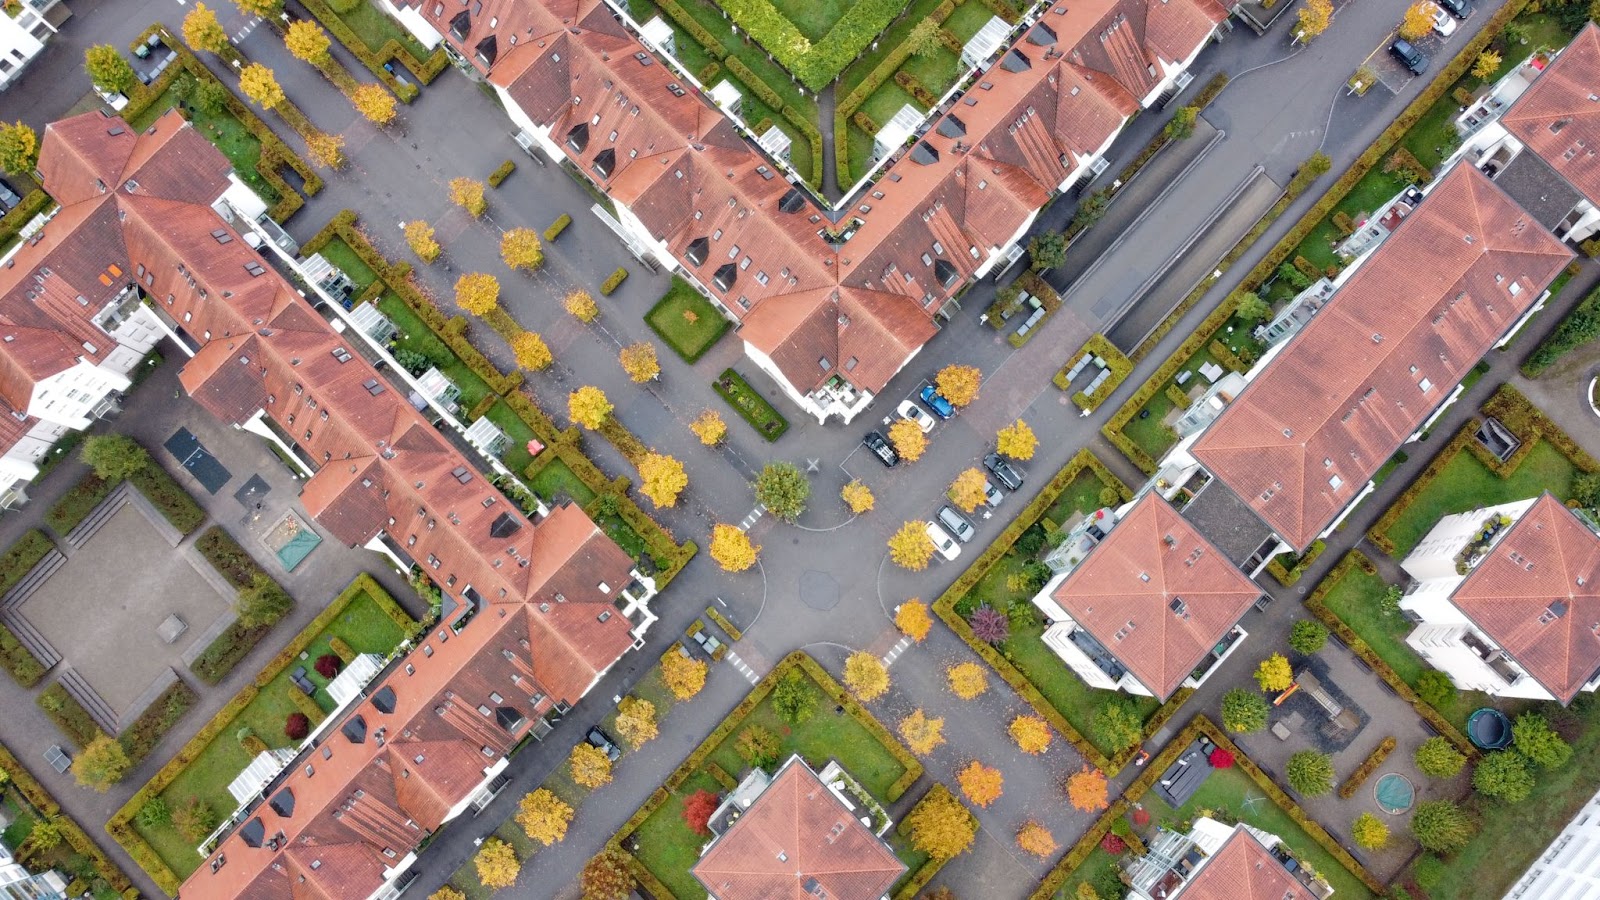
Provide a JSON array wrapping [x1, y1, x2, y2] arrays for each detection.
[[1414, 736, 1467, 778], [599, 267, 628, 296], [487, 159, 516, 187], [1412, 854, 1446, 891], [544, 213, 572, 242], [1472, 750, 1534, 802], [1415, 670, 1457, 709], [1337, 737, 1395, 799], [1410, 799, 1476, 852], [314, 653, 341, 678], [285, 712, 310, 740], [1286, 750, 1335, 796], [1288, 619, 1328, 654]]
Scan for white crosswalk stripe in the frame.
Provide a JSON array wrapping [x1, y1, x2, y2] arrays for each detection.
[[882, 636, 912, 666], [724, 650, 761, 684], [738, 504, 765, 531]]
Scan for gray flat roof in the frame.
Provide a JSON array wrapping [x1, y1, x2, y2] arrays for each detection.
[[1494, 151, 1584, 230], [1180, 478, 1276, 566]]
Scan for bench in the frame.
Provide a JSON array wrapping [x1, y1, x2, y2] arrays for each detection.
[[1014, 306, 1047, 339]]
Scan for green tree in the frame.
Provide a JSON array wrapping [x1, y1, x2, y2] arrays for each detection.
[[1072, 190, 1109, 231], [1285, 750, 1334, 796], [84, 45, 136, 94], [1091, 696, 1142, 752], [1288, 619, 1328, 655], [1164, 105, 1198, 140], [1512, 712, 1572, 768], [1416, 670, 1457, 708], [0, 122, 38, 175], [80, 434, 149, 481], [191, 79, 230, 116], [237, 574, 293, 627], [771, 671, 816, 724], [1410, 800, 1476, 853], [906, 18, 943, 58], [1029, 232, 1068, 271], [1413, 736, 1466, 778], [1573, 472, 1600, 508], [1234, 290, 1270, 322], [1472, 751, 1534, 803], [736, 725, 780, 768], [1221, 687, 1269, 733], [753, 461, 810, 522], [74, 732, 130, 792]]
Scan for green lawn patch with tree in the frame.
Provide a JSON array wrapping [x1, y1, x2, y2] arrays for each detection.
[[645, 277, 731, 362], [376, 293, 494, 411], [126, 70, 282, 209]]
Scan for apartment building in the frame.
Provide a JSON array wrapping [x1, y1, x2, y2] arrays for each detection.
[[375, 0, 1226, 422], [0, 1, 58, 92], [1503, 780, 1600, 899], [1123, 817, 1330, 900]]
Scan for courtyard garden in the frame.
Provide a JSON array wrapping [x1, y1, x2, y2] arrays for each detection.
[[126, 70, 282, 210], [110, 575, 415, 888], [645, 277, 730, 363]]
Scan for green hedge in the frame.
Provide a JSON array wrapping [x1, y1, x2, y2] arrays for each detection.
[[544, 213, 572, 242], [1057, 333, 1131, 411], [0, 626, 44, 687], [190, 526, 293, 684], [120, 679, 198, 768], [834, 0, 955, 184], [600, 267, 628, 296], [1304, 551, 1477, 756], [0, 189, 53, 252], [717, 0, 906, 90], [705, 607, 742, 641], [1337, 736, 1396, 799], [1267, 538, 1326, 587], [45, 473, 114, 536], [714, 368, 790, 441], [1524, 279, 1600, 376], [487, 159, 516, 187], [0, 735, 135, 894], [128, 463, 206, 535], [723, 57, 824, 189], [37, 683, 100, 748], [295, 0, 445, 99], [0, 530, 54, 597]]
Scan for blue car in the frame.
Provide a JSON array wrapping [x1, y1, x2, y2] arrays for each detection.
[[919, 385, 955, 419]]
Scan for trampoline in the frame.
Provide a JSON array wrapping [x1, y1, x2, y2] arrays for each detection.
[[1468, 708, 1512, 750], [1374, 773, 1415, 814]]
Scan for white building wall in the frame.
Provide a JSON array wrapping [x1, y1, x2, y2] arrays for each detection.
[[0, 9, 52, 92], [27, 360, 131, 430], [1505, 783, 1600, 899], [1400, 498, 1538, 582]]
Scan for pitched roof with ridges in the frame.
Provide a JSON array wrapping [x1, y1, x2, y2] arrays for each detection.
[[1048, 493, 1260, 699], [1449, 493, 1600, 705], [1176, 827, 1320, 900], [1501, 23, 1600, 208], [1192, 163, 1573, 550]]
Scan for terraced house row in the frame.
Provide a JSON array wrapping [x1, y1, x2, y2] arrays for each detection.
[[0, 108, 659, 900], [373, 0, 1228, 422]]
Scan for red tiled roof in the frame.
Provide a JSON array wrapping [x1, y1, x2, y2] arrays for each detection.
[[1177, 827, 1320, 900], [1049, 493, 1259, 699], [692, 758, 905, 900], [1450, 493, 1600, 705], [1502, 23, 1600, 207], [1192, 163, 1572, 550]]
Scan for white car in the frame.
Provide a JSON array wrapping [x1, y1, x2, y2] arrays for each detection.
[[925, 521, 961, 561], [1427, 2, 1457, 35], [896, 399, 936, 433], [983, 479, 1004, 507]]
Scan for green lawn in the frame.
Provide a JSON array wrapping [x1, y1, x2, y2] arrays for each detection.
[[1378, 440, 1577, 558], [1052, 846, 1120, 900], [528, 458, 597, 507], [127, 71, 282, 207], [1145, 766, 1376, 899], [483, 399, 538, 472], [632, 674, 910, 897], [1295, 167, 1412, 271], [770, 0, 859, 41], [645, 277, 730, 363], [335, 0, 431, 59], [1007, 619, 1160, 757], [375, 293, 494, 411], [134, 590, 409, 879], [316, 237, 380, 292], [945, 1, 996, 41], [592, 511, 647, 561], [1315, 558, 1482, 730], [1426, 695, 1600, 900]]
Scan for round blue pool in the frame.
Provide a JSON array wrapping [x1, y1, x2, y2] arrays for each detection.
[[1374, 773, 1415, 814]]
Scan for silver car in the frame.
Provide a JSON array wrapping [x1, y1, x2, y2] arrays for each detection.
[[937, 505, 975, 543]]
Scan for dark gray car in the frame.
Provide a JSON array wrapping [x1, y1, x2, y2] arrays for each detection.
[[1390, 39, 1428, 75], [984, 453, 1023, 491]]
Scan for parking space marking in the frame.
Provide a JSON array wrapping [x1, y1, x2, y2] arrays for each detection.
[[724, 650, 761, 684], [882, 635, 912, 667]]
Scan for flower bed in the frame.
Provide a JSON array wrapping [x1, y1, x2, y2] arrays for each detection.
[[1055, 333, 1132, 411], [714, 368, 790, 441]]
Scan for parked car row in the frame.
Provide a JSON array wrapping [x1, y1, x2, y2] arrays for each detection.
[[1389, 0, 1468, 76], [923, 458, 1025, 561]]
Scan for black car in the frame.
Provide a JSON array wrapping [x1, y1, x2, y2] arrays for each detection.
[[0, 180, 20, 213], [863, 431, 900, 467], [586, 726, 622, 761], [1390, 39, 1429, 75], [984, 453, 1023, 491], [1435, 0, 1469, 18]]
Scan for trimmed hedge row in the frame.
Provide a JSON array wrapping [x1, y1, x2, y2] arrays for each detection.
[[1006, 271, 1061, 348], [488, 159, 516, 187], [0, 530, 54, 598], [612, 651, 925, 894], [0, 625, 44, 687], [834, 0, 956, 185], [45, 473, 115, 535], [1366, 423, 1480, 557], [0, 189, 54, 252], [600, 267, 628, 296], [1057, 333, 1131, 411], [1482, 383, 1600, 472], [0, 736, 136, 895], [190, 526, 293, 684], [1104, 291, 1246, 472], [255, 573, 413, 691], [1303, 551, 1478, 756], [1337, 736, 1396, 799], [718, 0, 906, 90], [723, 57, 824, 189], [889, 783, 973, 900], [37, 682, 99, 748], [705, 606, 742, 641], [121, 679, 199, 768], [931, 449, 1201, 774], [1267, 538, 1326, 587], [296, 0, 446, 99], [129, 462, 207, 535], [544, 214, 572, 242]]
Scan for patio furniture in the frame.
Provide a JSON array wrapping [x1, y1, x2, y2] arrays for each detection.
[[292, 666, 308, 681], [1271, 721, 1292, 740], [1198, 361, 1225, 383], [1175, 370, 1192, 386], [44, 745, 70, 774]]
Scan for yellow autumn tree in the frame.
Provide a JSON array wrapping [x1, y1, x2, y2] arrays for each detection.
[[351, 83, 397, 125], [234, 0, 283, 18], [898, 709, 946, 755], [1017, 822, 1058, 858], [690, 410, 726, 446], [936, 364, 981, 407], [895, 600, 932, 642], [1066, 766, 1108, 811], [1474, 50, 1503, 79], [473, 838, 520, 889], [1399, 1, 1433, 39], [843, 651, 889, 701], [957, 762, 1003, 808], [948, 468, 988, 513], [449, 177, 487, 217], [637, 452, 687, 508], [709, 524, 759, 572], [568, 386, 612, 430], [905, 786, 976, 859], [454, 272, 499, 316], [888, 521, 935, 571], [661, 649, 708, 700], [183, 3, 229, 54], [284, 20, 330, 63], [1352, 812, 1389, 850], [619, 342, 660, 382], [500, 228, 544, 272], [1010, 716, 1052, 755], [511, 331, 552, 371], [516, 789, 573, 846], [947, 662, 988, 699], [403, 221, 440, 263], [614, 697, 658, 747], [304, 131, 344, 170], [238, 64, 284, 110], [1296, 0, 1332, 39], [568, 741, 613, 789], [996, 419, 1038, 460], [842, 480, 874, 514], [887, 418, 927, 462], [565, 289, 599, 322], [429, 890, 465, 900], [1255, 653, 1293, 692]]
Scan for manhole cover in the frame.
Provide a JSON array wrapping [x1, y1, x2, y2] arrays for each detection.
[[798, 570, 840, 611]]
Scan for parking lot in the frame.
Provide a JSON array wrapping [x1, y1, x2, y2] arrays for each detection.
[[1359, 0, 1471, 93]]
